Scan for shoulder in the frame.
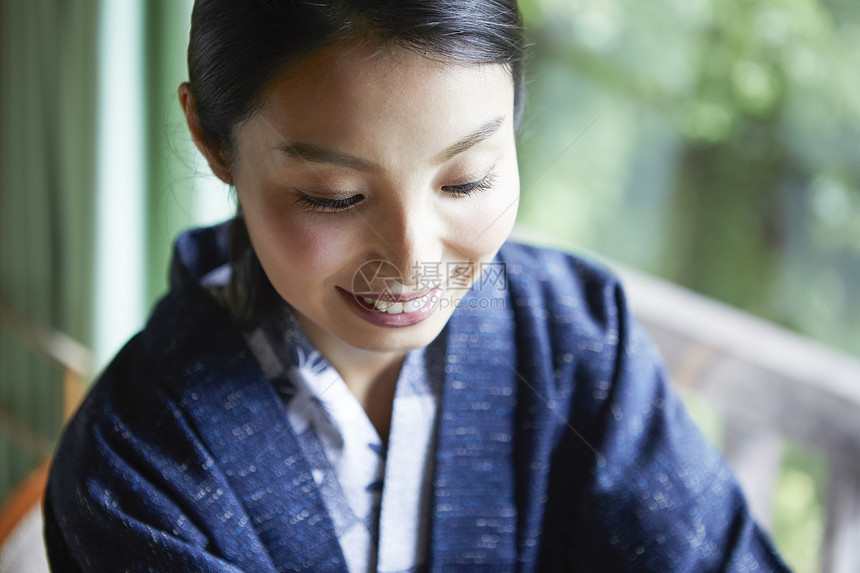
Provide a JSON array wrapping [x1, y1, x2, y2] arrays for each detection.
[[497, 239, 616, 285], [44, 267, 278, 567], [48, 291, 216, 489], [48, 223, 257, 496], [43, 325, 280, 570], [496, 240, 630, 350], [498, 240, 623, 313]]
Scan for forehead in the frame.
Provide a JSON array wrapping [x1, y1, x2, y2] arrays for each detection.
[[245, 42, 514, 161]]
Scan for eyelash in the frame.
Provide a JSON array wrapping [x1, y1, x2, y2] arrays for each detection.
[[296, 193, 365, 213], [296, 173, 496, 212], [442, 173, 497, 198]]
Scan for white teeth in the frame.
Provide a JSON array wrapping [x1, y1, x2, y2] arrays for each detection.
[[365, 295, 430, 314], [403, 297, 424, 313], [374, 300, 393, 311]]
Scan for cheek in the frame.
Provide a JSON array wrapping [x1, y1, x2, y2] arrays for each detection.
[[458, 176, 520, 258], [247, 207, 356, 286]]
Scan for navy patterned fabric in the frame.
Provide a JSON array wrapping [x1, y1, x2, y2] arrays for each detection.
[[235, 297, 443, 573], [44, 223, 790, 572]]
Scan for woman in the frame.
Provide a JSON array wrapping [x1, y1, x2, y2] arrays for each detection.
[[45, 1, 789, 571]]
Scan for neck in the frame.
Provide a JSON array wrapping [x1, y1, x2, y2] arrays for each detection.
[[298, 317, 406, 442]]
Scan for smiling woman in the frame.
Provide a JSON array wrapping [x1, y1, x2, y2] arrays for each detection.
[[215, 46, 520, 443], [43, 1, 790, 572], [226, 44, 518, 377]]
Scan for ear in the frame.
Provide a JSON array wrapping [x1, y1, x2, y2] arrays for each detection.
[[179, 82, 232, 184]]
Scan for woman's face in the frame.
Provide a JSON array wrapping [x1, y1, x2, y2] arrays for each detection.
[[230, 43, 519, 360]]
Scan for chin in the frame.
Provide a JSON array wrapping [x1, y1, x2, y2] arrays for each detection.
[[342, 316, 450, 354]]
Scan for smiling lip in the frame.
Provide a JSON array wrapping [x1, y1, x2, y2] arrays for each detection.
[[337, 286, 443, 328], [353, 290, 437, 303]]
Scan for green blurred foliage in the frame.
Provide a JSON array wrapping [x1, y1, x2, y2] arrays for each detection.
[[516, 0, 860, 356], [773, 445, 828, 573], [515, 0, 860, 570]]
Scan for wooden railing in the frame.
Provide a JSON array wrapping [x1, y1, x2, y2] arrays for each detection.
[[0, 302, 92, 569], [0, 302, 92, 428], [0, 301, 92, 507], [616, 265, 860, 573]]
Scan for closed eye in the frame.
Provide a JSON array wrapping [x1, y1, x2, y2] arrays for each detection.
[[442, 173, 496, 198], [295, 193, 364, 212]]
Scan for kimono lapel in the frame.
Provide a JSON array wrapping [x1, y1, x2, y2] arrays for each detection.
[[147, 285, 349, 573], [429, 279, 519, 571]]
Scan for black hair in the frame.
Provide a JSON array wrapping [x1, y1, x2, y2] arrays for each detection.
[[186, 0, 526, 321]]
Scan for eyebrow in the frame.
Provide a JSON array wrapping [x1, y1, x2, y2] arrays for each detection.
[[278, 142, 375, 171], [278, 115, 507, 171], [433, 116, 506, 164]]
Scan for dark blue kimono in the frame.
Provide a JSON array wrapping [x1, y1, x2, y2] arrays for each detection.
[[44, 224, 789, 572]]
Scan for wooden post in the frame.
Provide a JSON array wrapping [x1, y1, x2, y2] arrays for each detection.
[[722, 423, 784, 532], [62, 370, 87, 422]]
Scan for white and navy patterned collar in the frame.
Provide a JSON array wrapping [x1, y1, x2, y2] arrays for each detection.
[[203, 265, 444, 573]]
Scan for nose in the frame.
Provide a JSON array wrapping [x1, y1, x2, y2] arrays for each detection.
[[377, 197, 440, 289]]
